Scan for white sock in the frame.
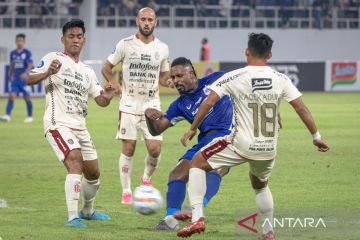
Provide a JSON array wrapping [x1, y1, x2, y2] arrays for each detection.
[[164, 215, 179, 229], [255, 186, 274, 234], [188, 168, 206, 222], [81, 177, 100, 216], [142, 154, 160, 181], [65, 174, 82, 221], [119, 153, 133, 194]]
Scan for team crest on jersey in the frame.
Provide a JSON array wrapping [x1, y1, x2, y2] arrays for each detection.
[[203, 85, 210, 95], [251, 78, 272, 92], [155, 52, 160, 60], [121, 128, 126, 134], [21, 53, 26, 59], [67, 139, 74, 145], [37, 60, 44, 68]]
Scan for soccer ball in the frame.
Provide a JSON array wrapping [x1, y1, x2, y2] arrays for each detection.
[[133, 185, 163, 215]]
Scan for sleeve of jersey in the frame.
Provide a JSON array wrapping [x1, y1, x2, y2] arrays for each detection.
[[107, 40, 125, 66], [27, 50, 34, 65], [160, 45, 170, 72], [282, 76, 302, 102], [208, 74, 231, 99], [31, 53, 54, 74], [164, 101, 184, 126], [89, 71, 103, 98]]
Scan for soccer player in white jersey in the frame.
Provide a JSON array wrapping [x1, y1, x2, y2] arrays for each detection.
[[102, 7, 170, 204], [27, 19, 114, 228], [177, 33, 330, 239]]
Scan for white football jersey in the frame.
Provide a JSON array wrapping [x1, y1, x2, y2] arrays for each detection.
[[32, 52, 102, 133], [210, 65, 302, 160], [107, 34, 170, 115]]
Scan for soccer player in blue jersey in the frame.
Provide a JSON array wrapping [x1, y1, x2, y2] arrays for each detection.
[[0, 33, 34, 123], [145, 57, 233, 230]]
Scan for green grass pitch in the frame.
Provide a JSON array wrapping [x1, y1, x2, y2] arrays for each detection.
[[0, 92, 359, 239]]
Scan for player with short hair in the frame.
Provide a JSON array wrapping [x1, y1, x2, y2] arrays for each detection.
[[0, 33, 34, 123], [145, 57, 233, 231], [27, 19, 114, 228], [177, 33, 330, 239], [102, 7, 171, 205]]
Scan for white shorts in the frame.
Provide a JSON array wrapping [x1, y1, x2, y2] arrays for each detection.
[[116, 111, 163, 141], [200, 137, 275, 182], [45, 127, 98, 161]]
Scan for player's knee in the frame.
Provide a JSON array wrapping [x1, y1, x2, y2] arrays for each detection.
[[84, 169, 100, 180], [122, 141, 136, 156], [148, 146, 161, 158], [169, 166, 189, 181], [9, 93, 16, 100], [249, 172, 268, 189], [64, 150, 83, 173]]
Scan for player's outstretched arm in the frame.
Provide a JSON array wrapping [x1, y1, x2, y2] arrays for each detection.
[[101, 60, 121, 94], [27, 59, 61, 85], [159, 71, 172, 87], [289, 97, 330, 152], [181, 90, 220, 146], [145, 108, 171, 136], [94, 85, 115, 107]]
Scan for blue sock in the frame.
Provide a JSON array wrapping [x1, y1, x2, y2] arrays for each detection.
[[25, 100, 33, 117], [166, 179, 186, 216], [6, 99, 14, 116], [204, 171, 222, 207]]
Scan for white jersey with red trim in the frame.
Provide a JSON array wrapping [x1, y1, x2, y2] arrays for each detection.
[[107, 34, 170, 115], [32, 52, 102, 133], [210, 65, 302, 160]]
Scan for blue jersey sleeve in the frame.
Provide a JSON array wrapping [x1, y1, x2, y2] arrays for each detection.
[[164, 99, 185, 126], [26, 50, 33, 66]]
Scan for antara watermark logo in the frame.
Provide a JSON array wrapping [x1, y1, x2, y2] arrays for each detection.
[[237, 213, 326, 234]]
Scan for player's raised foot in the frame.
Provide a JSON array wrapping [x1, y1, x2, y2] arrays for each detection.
[[0, 115, 10, 122], [141, 177, 153, 187], [121, 192, 133, 205], [79, 210, 111, 220], [177, 217, 205, 238], [173, 211, 192, 221], [66, 218, 87, 228], [24, 117, 33, 123], [261, 230, 276, 240]]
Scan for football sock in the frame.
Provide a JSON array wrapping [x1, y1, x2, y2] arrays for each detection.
[[188, 168, 206, 222], [166, 179, 186, 216], [25, 100, 33, 117], [204, 171, 222, 207], [65, 174, 81, 221], [81, 177, 100, 216], [164, 215, 179, 229], [142, 154, 160, 181], [254, 186, 274, 234], [119, 153, 133, 194], [5, 99, 14, 116]]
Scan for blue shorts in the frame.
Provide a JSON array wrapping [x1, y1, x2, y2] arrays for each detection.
[[10, 78, 30, 96], [180, 129, 231, 161]]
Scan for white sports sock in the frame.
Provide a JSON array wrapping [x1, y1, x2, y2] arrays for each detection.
[[119, 153, 133, 194], [254, 186, 274, 234], [65, 174, 82, 221], [188, 168, 206, 222], [164, 215, 179, 229], [81, 177, 100, 216], [142, 154, 160, 181]]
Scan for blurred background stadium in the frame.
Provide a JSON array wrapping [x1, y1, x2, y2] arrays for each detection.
[[1, 0, 360, 95]]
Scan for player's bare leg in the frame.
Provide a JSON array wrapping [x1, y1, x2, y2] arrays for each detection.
[[250, 172, 275, 240], [79, 159, 111, 221], [142, 139, 161, 186], [177, 152, 212, 238], [119, 139, 136, 204], [63, 149, 85, 228]]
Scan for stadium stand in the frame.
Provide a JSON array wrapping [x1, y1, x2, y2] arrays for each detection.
[[0, 0, 359, 29]]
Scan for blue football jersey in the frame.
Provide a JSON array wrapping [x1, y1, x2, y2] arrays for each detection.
[[10, 48, 33, 79], [165, 71, 233, 134]]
